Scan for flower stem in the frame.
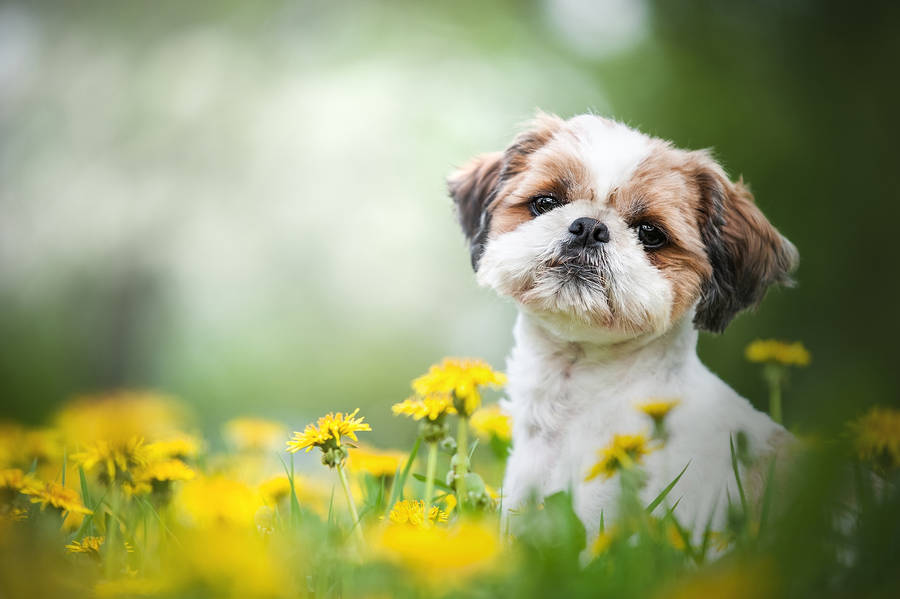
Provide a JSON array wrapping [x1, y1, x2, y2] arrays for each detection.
[[336, 463, 365, 546], [764, 364, 784, 425], [104, 489, 120, 579], [424, 441, 439, 510], [456, 417, 469, 508]]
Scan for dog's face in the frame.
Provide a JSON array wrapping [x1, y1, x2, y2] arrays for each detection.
[[449, 114, 797, 338]]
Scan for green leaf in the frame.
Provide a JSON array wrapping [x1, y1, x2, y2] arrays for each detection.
[[411, 473, 453, 492], [646, 461, 690, 514]]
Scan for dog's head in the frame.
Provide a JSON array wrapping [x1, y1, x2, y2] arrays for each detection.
[[449, 113, 797, 339]]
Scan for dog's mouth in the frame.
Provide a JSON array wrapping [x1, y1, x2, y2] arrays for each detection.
[[546, 246, 604, 269], [544, 249, 606, 287]]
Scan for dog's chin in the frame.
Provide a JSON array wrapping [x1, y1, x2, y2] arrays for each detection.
[[514, 258, 669, 342], [519, 258, 614, 327], [477, 241, 675, 341]]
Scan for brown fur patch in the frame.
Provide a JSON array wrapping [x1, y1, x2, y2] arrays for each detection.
[[490, 151, 593, 236], [614, 145, 714, 322], [498, 112, 565, 183], [683, 151, 798, 332]]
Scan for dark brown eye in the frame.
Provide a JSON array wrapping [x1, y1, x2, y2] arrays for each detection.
[[529, 195, 561, 216], [637, 223, 667, 249]]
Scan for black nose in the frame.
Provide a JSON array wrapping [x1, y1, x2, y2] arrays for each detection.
[[568, 217, 610, 247]]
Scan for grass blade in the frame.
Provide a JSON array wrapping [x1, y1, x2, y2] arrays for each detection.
[[646, 461, 690, 514], [758, 456, 778, 537], [730, 436, 748, 514], [386, 436, 421, 514], [278, 453, 303, 529]]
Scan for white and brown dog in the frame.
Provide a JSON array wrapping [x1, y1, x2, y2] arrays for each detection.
[[448, 113, 797, 538]]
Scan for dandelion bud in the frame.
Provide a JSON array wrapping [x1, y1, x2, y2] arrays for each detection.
[[321, 446, 348, 468], [422, 420, 450, 444]]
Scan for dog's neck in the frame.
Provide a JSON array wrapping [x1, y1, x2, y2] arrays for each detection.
[[513, 310, 698, 376], [505, 310, 701, 425]]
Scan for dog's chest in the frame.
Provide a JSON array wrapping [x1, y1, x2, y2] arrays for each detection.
[[503, 349, 658, 506]]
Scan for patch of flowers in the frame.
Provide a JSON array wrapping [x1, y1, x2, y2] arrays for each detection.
[[0, 346, 899, 598]]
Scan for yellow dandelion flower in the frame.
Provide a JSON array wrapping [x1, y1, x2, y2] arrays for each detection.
[[0, 423, 62, 468], [849, 406, 900, 471], [286, 409, 371, 453], [130, 458, 195, 495], [177, 475, 262, 528], [55, 391, 186, 447], [224, 418, 288, 452], [1, 507, 28, 522], [586, 433, 653, 481], [0, 468, 28, 493], [387, 499, 449, 528], [256, 474, 330, 515], [65, 536, 104, 555], [23, 481, 91, 515], [21, 428, 63, 465], [347, 445, 406, 478], [666, 521, 686, 551], [0, 421, 25, 466], [144, 434, 202, 461], [121, 480, 152, 498], [412, 358, 506, 417], [470, 404, 512, 442], [94, 577, 170, 598], [442, 493, 458, 514], [258, 475, 292, 505], [391, 395, 457, 421], [744, 339, 811, 367], [662, 559, 777, 599], [638, 399, 680, 424], [591, 529, 615, 556], [374, 521, 500, 582], [163, 528, 292, 597], [71, 437, 150, 483]]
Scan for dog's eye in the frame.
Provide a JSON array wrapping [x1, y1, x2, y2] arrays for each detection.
[[529, 196, 561, 216], [637, 223, 667, 249]]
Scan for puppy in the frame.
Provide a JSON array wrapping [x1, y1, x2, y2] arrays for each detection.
[[448, 113, 797, 538]]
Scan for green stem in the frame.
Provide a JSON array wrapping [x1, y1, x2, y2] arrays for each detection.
[[104, 490, 120, 579], [336, 463, 365, 546], [456, 417, 469, 508], [764, 364, 784, 425], [424, 441, 439, 510]]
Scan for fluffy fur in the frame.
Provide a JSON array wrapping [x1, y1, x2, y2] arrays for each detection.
[[448, 113, 798, 539]]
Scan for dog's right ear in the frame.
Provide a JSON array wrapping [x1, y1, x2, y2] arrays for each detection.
[[447, 151, 504, 270]]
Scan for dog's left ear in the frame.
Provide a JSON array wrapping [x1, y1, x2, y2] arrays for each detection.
[[447, 152, 504, 270], [691, 152, 799, 333]]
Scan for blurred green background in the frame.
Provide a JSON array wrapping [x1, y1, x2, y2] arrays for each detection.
[[1, 0, 898, 447]]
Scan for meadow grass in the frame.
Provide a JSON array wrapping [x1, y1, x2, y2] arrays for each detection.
[[0, 347, 898, 598]]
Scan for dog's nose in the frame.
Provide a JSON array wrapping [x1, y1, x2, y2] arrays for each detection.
[[568, 217, 610, 247]]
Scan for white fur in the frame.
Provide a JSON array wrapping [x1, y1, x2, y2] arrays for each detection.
[[472, 116, 787, 541], [567, 115, 654, 199], [501, 312, 785, 538]]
